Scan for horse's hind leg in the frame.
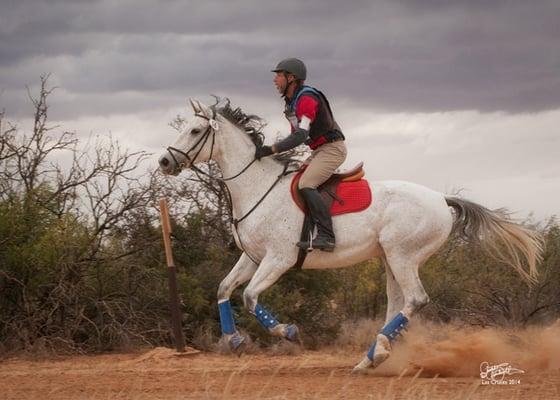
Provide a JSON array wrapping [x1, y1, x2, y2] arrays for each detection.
[[365, 257, 406, 365], [353, 253, 427, 373], [217, 252, 258, 351], [242, 255, 301, 342], [383, 257, 405, 325]]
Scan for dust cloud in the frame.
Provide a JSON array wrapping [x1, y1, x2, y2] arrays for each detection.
[[372, 320, 560, 377]]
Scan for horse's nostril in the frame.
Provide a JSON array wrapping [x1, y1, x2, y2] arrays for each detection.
[[160, 157, 169, 167]]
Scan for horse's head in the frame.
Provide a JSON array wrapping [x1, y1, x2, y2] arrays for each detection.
[[159, 99, 220, 175]]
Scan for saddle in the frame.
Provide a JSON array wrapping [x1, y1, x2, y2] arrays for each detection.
[[290, 162, 372, 269], [290, 162, 372, 216]]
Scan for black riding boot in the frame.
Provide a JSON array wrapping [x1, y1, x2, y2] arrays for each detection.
[[297, 188, 336, 252]]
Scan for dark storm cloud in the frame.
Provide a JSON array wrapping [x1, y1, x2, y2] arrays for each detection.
[[1, 0, 559, 117]]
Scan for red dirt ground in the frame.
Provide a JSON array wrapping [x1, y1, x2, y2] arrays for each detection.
[[1, 347, 559, 400], [2, 322, 560, 399]]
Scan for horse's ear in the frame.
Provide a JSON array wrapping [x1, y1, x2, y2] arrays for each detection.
[[196, 100, 213, 119], [189, 98, 200, 113]]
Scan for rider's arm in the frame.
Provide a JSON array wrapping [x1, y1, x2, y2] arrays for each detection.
[[272, 116, 310, 153], [272, 95, 318, 153]]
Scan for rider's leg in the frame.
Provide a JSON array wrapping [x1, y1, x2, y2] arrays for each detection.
[[297, 141, 346, 251], [297, 188, 336, 251]]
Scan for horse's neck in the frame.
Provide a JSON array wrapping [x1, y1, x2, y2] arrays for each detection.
[[214, 121, 284, 218]]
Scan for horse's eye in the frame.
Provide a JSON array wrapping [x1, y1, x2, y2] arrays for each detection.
[[191, 128, 201, 135]]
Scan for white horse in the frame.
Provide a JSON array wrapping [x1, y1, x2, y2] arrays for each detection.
[[158, 99, 543, 373]]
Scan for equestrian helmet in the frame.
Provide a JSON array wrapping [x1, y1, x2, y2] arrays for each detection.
[[272, 58, 307, 80]]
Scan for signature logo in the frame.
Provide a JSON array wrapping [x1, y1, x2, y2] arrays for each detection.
[[480, 362, 525, 385]]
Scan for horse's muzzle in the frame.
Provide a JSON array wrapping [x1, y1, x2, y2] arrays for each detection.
[[159, 154, 180, 175]]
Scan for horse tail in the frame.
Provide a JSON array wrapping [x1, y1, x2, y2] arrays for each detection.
[[445, 196, 543, 285]]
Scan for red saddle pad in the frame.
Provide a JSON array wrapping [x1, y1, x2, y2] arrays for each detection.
[[291, 172, 373, 216], [329, 179, 372, 216]]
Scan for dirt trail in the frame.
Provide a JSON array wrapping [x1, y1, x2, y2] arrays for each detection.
[[0, 348, 558, 399], [1, 323, 560, 399]]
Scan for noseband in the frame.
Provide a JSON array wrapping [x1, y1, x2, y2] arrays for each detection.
[[165, 109, 216, 178], [165, 108, 257, 181]]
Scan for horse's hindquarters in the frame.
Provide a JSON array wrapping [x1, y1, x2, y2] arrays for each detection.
[[301, 181, 454, 270]]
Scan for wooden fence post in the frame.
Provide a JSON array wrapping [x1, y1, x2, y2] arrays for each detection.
[[159, 198, 186, 353]]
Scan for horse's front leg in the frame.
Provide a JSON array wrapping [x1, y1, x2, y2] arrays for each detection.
[[242, 254, 301, 342], [217, 252, 257, 351]]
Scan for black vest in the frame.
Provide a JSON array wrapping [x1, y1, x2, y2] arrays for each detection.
[[284, 85, 344, 144]]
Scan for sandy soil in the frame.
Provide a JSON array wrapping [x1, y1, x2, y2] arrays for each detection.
[[2, 322, 560, 399], [1, 346, 559, 400]]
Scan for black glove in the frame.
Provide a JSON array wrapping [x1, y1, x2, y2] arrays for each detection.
[[255, 145, 274, 160]]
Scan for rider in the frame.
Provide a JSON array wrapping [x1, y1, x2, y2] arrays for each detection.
[[255, 58, 347, 252]]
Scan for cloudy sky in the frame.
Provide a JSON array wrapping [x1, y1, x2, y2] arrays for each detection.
[[1, 0, 559, 221]]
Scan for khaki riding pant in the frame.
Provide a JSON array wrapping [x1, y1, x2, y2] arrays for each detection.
[[298, 140, 347, 189]]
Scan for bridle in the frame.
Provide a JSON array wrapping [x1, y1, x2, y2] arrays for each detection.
[[164, 107, 291, 232], [166, 108, 260, 182], [164, 107, 292, 263]]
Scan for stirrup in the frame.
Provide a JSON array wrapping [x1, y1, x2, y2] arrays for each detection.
[[296, 230, 314, 252], [296, 237, 335, 252]]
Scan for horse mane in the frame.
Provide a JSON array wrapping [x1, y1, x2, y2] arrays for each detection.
[[211, 97, 304, 168], [212, 97, 266, 148]]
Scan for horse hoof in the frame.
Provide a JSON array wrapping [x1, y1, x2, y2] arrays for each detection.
[[351, 357, 373, 374], [229, 332, 246, 354], [372, 334, 391, 367], [372, 352, 390, 368], [285, 324, 300, 342]]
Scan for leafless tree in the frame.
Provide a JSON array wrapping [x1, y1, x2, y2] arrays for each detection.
[[0, 76, 169, 353]]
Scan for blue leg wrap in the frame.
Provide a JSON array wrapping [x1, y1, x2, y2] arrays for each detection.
[[254, 304, 279, 331], [367, 342, 377, 361], [381, 312, 409, 340], [367, 312, 409, 360], [218, 300, 236, 335]]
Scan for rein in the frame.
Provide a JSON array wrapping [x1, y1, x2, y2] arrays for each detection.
[[232, 163, 289, 228], [165, 109, 293, 262]]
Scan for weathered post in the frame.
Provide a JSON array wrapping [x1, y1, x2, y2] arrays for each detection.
[[159, 198, 186, 353]]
